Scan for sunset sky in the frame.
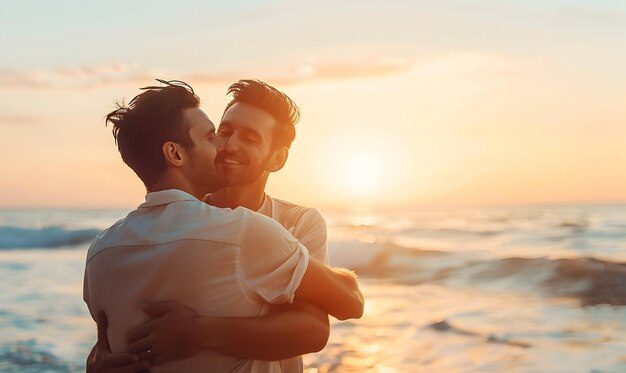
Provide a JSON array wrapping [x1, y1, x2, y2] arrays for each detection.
[[1, 0, 625, 208]]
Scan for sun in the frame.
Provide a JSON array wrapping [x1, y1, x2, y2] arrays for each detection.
[[343, 152, 384, 196], [309, 130, 405, 202]]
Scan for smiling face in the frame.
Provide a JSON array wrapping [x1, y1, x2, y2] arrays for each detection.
[[215, 102, 280, 187], [180, 107, 224, 193]]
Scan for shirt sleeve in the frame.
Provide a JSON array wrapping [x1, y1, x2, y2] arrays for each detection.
[[238, 211, 310, 304], [291, 208, 329, 265]]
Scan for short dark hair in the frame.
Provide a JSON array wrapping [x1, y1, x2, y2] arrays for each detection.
[[105, 79, 200, 189], [223, 79, 300, 149]]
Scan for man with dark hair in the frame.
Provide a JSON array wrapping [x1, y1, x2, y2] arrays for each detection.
[[105, 79, 207, 192], [84, 80, 363, 373], [124, 80, 331, 372]]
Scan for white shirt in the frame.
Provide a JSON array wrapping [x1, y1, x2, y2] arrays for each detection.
[[83, 189, 310, 373], [257, 194, 329, 265], [257, 194, 329, 373]]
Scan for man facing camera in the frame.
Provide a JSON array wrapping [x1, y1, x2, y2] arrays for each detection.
[[83, 80, 363, 372], [211, 80, 328, 264], [212, 80, 330, 372]]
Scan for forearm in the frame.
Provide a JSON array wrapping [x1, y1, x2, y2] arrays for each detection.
[[332, 268, 365, 320], [200, 302, 329, 360], [295, 260, 364, 321]]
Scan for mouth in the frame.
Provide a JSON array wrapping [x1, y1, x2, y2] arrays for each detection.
[[217, 155, 247, 167], [221, 158, 243, 166]]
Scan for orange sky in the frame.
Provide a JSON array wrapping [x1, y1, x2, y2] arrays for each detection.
[[1, 1, 625, 208]]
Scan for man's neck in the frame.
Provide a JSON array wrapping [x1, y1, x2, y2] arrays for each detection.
[[209, 178, 268, 211]]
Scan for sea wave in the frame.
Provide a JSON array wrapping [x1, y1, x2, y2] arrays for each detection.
[[0, 340, 75, 372], [0, 226, 100, 249], [330, 240, 626, 306]]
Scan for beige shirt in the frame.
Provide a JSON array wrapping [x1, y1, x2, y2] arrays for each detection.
[[83, 189, 309, 373], [257, 194, 329, 373]]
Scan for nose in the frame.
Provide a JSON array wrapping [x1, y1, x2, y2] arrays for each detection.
[[223, 135, 240, 153]]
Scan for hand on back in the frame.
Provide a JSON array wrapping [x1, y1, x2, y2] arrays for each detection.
[[87, 312, 150, 373], [126, 302, 206, 366]]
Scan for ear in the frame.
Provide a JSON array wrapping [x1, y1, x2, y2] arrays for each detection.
[[162, 142, 184, 167], [267, 146, 289, 172]]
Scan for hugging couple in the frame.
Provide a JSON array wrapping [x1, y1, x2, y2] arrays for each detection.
[[84, 79, 364, 372]]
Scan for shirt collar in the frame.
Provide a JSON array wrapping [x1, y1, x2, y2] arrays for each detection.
[[257, 194, 273, 217], [138, 189, 199, 208]]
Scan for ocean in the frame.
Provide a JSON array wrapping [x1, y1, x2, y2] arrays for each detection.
[[1, 204, 625, 372]]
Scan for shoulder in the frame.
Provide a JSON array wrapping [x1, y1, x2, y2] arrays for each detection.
[[238, 207, 301, 256], [239, 206, 289, 235], [86, 217, 125, 262], [270, 196, 309, 215], [171, 201, 252, 243], [88, 202, 251, 261], [267, 195, 325, 228], [158, 199, 252, 238]]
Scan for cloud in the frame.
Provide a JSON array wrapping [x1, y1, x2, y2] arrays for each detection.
[[186, 58, 411, 85], [0, 58, 411, 91], [557, 6, 626, 23], [0, 115, 43, 126], [0, 63, 155, 90]]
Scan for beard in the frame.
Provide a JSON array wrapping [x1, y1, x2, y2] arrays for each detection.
[[215, 150, 272, 187]]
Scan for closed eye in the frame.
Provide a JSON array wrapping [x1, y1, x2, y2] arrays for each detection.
[[245, 135, 261, 144]]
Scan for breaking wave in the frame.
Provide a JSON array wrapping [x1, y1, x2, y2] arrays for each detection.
[[331, 241, 626, 306], [0, 226, 100, 249]]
